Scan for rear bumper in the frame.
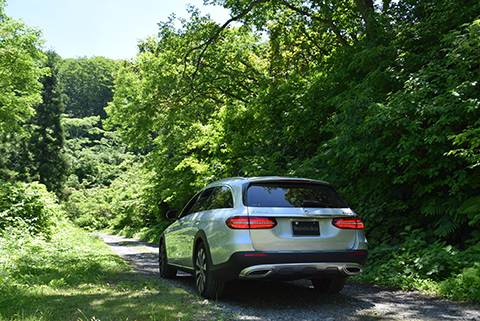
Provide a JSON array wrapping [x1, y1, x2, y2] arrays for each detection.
[[210, 250, 368, 281], [239, 262, 364, 279]]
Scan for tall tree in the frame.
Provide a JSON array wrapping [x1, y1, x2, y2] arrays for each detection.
[[27, 51, 68, 198], [59, 56, 119, 120], [63, 116, 135, 188], [0, 0, 45, 132], [204, 0, 379, 51], [108, 0, 480, 244], [107, 11, 267, 208]]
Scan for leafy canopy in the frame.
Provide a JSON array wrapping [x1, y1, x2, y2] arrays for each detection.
[[0, 0, 45, 131]]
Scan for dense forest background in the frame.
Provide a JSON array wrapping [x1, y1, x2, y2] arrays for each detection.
[[1, 0, 480, 301]]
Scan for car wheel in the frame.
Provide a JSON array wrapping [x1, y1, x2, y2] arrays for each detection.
[[311, 277, 346, 293], [159, 240, 177, 278], [194, 242, 225, 299]]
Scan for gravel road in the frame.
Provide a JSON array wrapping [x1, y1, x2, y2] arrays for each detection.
[[94, 233, 480, 321]]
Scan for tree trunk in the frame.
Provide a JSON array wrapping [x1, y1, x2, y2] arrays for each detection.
[[353, 0, 378, 42]]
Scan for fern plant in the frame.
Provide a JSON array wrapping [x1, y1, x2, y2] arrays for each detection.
[[458, 196, 480, 227]]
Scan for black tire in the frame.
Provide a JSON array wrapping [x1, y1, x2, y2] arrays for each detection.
[[159, 239, 177, 278], [194, 242, 225, 299], [311, 277, 347, 293]]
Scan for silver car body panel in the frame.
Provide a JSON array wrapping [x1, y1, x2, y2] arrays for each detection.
[[165, 179, 256, 267], [164, 212, 199, 266], [247, 207, 359, 252], [197, 208, 256, 266]]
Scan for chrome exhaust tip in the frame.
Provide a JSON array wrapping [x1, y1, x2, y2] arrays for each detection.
[[239, 266, 274, 279], [343, 265, 363, 275]]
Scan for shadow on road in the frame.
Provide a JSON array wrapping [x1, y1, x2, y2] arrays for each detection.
[[173, 273, 376, 320], [96, 233, 480, 321]]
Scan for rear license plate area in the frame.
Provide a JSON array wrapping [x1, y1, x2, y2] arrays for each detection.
[[292, 221, 320, 236]]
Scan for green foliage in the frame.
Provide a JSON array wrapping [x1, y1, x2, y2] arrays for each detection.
[[441, 262, 480, 302], [355, 227, 480, 301], [0, 130, 30, 181], [105, 1, 480, 242], [59, 56, 119, 120], [0, 0, 45, 131], [0, 7, 70, 196], [65, 185, 112, 229], [64, 161, 162, 231], [0, 221, 235, 321], [24, 51, 68, 199], [62, 115, 149, 231], [0, 221, 130, 319], [107, 166, 155, 229], [212, 0, 377, 46], [106, 11, 268, 210], [63, 116, 135, 188], [0, 180, 61, 235]]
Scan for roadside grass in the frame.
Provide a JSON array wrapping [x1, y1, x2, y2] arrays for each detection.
[[0, 221, 235, 321]]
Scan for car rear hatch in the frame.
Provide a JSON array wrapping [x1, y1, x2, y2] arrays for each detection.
[[244, 179, 362, 252]]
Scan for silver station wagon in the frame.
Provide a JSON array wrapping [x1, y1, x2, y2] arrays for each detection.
[[159, 177, 368, 299]]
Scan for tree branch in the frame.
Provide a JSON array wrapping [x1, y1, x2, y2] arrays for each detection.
[[183, 0, 270, 82], [279, 1, 350, 47]]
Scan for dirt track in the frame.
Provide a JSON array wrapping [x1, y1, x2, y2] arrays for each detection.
[[95, 233, 480, 321]]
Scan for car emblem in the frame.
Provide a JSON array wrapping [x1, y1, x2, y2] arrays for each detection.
[[304, 209, 310, 214]]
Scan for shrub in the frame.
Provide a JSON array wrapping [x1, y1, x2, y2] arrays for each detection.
[[0, 180, 62, 235], [64, 185, 113, 230], [65, 162, 165, 231], [355, 226, 480, 301], [441, 263, 480, 302]]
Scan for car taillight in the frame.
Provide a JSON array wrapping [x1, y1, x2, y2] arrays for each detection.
[[226, 216, 249, 229], [226, 216, 277, 229], [332, 217, 364, 229]]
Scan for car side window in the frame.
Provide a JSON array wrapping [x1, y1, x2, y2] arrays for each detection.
[[179, 193, 201, 218], [212, 186, 234, 209], [191, 187, 216, 213]]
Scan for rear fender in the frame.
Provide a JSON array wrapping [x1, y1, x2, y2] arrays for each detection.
[[193, 230, 211, 267]]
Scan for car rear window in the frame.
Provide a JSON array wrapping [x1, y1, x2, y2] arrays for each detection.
[[245, 182, 348, 208]]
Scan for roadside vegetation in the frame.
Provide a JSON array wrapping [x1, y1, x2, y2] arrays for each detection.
[[0, 186, 234, 320], [1, 0, 479, 318]]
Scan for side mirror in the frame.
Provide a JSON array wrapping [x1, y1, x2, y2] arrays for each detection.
[[166, 209, 178, 220]]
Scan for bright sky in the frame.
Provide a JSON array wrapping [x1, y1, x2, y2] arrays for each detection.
[[5, 0, 231, 60]]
